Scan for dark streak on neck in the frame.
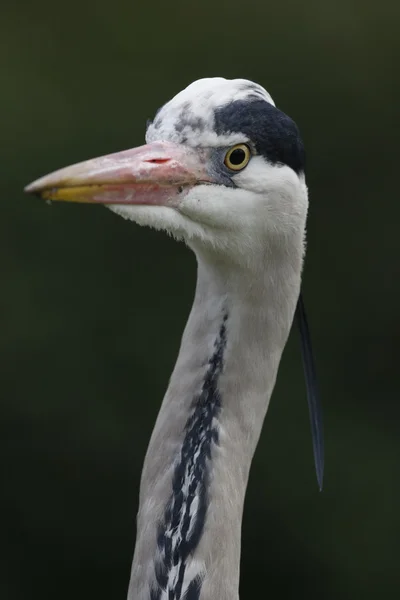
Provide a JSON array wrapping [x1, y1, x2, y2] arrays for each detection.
[[151, 313, 228, 600]]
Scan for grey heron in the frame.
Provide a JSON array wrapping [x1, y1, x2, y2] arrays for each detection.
[[25, 77, 323, 600]]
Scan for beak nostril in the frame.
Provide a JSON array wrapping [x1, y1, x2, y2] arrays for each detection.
[[145, 158, 171, 164]]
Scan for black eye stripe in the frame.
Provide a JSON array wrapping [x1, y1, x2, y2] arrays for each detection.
[[214, 99, 305, 174]]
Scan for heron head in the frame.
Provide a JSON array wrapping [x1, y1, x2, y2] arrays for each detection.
[[25, 77, 308, 262]]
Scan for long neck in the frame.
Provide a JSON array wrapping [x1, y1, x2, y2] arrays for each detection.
[[128, 248, 302, 600]]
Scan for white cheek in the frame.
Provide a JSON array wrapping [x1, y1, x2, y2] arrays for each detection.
[[232, 156, 300, 194], [178, 185, 261, 229], [232, 158, 309, 224], [178, 159, 306, 227]]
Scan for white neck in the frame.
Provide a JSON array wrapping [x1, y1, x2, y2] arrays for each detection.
[[127, 239, 303, 600]]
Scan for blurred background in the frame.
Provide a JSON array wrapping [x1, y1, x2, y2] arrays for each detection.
[[2, 0, 399, 598]]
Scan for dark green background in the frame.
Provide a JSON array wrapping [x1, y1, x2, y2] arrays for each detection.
[[2, 1, 399, 598]]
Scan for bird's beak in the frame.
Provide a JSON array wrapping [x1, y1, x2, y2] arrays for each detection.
[[24, 141, 209, 206]]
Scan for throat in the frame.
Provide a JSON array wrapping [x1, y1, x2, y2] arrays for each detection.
[[128, 254, 301, 600]]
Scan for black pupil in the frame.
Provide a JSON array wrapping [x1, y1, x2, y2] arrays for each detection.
[[229, 148, 246, 165]]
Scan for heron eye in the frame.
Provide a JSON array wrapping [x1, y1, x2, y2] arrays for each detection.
[[224, 144, 251, 171]]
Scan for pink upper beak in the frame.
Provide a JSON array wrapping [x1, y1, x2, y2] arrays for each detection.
[[24, 141, 210, 206]]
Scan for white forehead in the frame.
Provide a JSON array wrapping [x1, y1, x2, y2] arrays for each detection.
[[146, 77, 275, 147]]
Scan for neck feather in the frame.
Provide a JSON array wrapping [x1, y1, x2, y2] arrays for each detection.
[[128, 244, 303, 600]]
